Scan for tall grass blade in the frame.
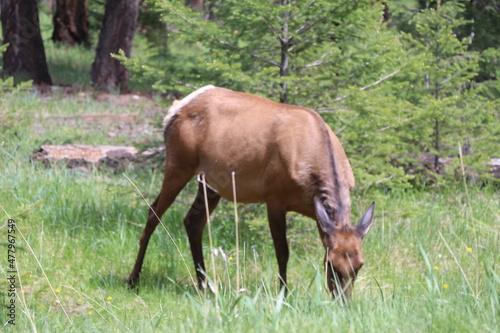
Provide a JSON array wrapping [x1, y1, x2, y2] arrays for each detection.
[[200, 173, 220, 319], [231, 171, 241, 292], [438, 232, 476, 300]]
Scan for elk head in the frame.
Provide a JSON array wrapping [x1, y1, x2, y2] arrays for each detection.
[[315, 198, 375, 300]]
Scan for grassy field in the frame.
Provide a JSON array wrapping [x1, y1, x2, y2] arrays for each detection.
[[0, 85, 499, 332]]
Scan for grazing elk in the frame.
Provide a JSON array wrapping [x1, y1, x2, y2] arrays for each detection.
[[127, 85, 375, 299]]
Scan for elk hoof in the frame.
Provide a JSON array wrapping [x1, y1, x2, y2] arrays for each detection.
[[126, 274, 140, 289]]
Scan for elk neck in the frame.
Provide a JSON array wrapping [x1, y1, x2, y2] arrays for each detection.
[[310, 112, 352, 229]]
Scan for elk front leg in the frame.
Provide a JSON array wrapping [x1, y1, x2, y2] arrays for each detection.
[[266, 202, 289, 291], [184, 183, 221, 288]]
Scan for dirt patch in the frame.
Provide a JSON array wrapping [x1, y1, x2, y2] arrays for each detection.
[[94, 92, 155, 107]]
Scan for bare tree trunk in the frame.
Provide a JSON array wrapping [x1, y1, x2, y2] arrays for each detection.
[[1, 0, 53, 85], [433, 81, 441, 172], [90, 0, 140, 93], [189, 0, 205, 10], [189, 0, 216, 20], [382, 1, 390, 22], [279, 0, 291, 104], [52, 0, 90, 46]]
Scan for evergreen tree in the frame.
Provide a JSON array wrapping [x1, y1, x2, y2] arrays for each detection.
[[134, 0, 402, 107], [396, 2, 498, 182], [124, 0, 497, 187]]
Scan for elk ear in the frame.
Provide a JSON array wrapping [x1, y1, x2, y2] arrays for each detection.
[[356, 202, 375, 238], [315, 197, 333, 234]]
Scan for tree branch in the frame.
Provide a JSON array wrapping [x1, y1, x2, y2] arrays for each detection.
[[289, 0, 317, 20], [297, 92, 320, 106], [295, 45, 369, 71], [299, 54, 347, 70], [171, 6, 281, 68], [216, 40, 281, 68], [331, 69, 401, 103], [359, 69, 401, 92], [295, 15, 326, 35], [263, 12, 281, 38], [316, 107, 350, 112]]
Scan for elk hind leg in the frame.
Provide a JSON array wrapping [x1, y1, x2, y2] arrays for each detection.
[[184, 183, 221, 288], [127, 168, 194, 288]]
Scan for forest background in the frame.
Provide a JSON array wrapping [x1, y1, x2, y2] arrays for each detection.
[[1, 0, 499, 188], [0, 0, 499, 332]]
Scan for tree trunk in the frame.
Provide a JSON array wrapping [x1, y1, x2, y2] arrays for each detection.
[[189, 0, 216, 20], [52, 0, 90, 46], [279, 0, 291, 104], [189, 0, 205, 10], [1, 0, 53, 85], [382, 1, 390, 22], [90, 0, 139, 93]]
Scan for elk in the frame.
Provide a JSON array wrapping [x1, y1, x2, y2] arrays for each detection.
[[127, 85, 375, 298]]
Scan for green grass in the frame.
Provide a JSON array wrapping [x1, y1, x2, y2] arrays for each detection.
[[0, 89, 499, 332]]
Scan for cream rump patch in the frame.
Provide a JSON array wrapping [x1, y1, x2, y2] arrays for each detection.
[[162, 85, 216, 129]]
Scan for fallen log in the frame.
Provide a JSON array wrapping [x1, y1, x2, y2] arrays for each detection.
[[489, 158, 500, 179], [394, 154, 500, 183], [31, 144, 138, 170]]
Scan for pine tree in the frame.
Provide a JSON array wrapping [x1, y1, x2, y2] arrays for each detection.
[[124, 0, 414, 188], [397, 2, 498, 182], [125, 0, 497, 187], [137, 0, 402, 107]]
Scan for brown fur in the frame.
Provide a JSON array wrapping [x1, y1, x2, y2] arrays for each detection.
[[127, 86, 374, 298]]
